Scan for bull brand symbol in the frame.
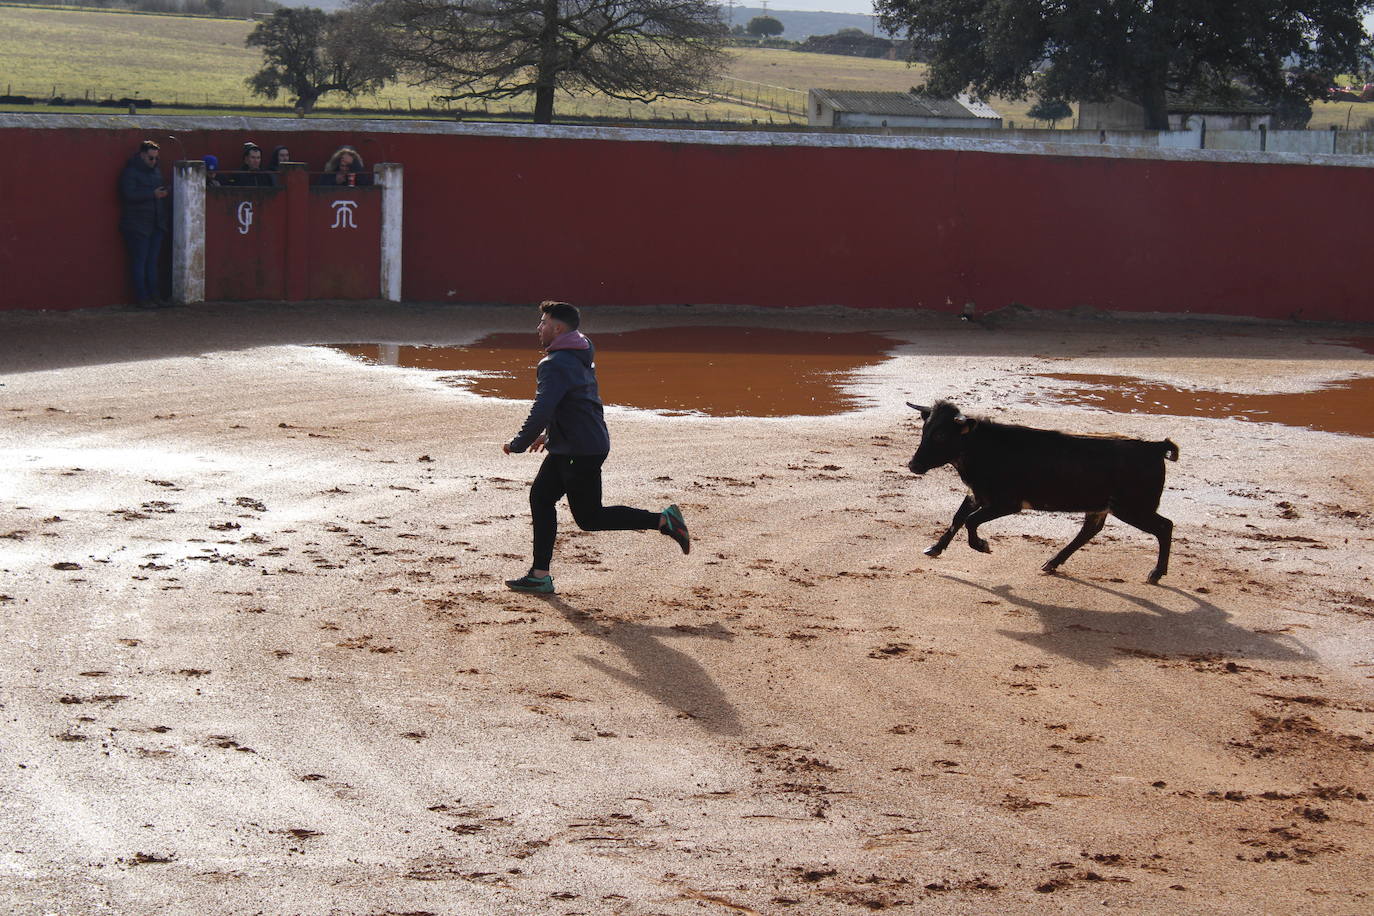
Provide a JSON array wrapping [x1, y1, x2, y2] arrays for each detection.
[[236, 201, 254, 235], [331, 199, 358, 229]]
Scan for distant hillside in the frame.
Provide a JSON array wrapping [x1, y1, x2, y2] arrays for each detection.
[[725, 7, 898, 40]]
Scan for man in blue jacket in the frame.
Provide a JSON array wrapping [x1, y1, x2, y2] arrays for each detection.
[[118, 140, 171, 308], [502, 300, 690, 594]]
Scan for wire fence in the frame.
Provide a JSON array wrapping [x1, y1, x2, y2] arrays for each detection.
[[706, 77, 808, 118], [0, 82, 810, 126]]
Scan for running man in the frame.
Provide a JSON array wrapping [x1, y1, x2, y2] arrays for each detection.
[[502, 301, 690, 594]]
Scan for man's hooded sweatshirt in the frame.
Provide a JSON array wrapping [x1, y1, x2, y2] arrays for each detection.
[[509, 330, 611, 455]]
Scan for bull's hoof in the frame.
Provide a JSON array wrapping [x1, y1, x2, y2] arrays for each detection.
[[970, 539, 991, 554], [1041, 562, 1061, 575], [923, 545, 944, 558], [1147, 570, 1165, 585]]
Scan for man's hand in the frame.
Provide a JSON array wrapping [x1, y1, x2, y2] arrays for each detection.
[[502, 433, 545, 455]]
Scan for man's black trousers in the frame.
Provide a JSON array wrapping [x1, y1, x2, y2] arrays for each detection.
[[529, 453, 659, 571]]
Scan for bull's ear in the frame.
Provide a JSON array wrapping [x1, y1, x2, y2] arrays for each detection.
[[955, 414, 979, 433], [906, 402, 931, 419]]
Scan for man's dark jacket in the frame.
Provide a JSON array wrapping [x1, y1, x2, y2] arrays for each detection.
[[509, 343, 612, 455], [118, 153, 170, 236]]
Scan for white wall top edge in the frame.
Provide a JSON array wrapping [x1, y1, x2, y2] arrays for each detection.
[[3, 112, 1370, 169]]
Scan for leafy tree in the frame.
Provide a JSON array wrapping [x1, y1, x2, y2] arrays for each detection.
[[801, 29, 893, 58], [371, 0, 728, 124], [1027, 97, 1072, 126], [246, 7, 396, 114], [1273, 95, 1313, 129], [746, 15, 783, 38], [874, 0, 1374, 130]]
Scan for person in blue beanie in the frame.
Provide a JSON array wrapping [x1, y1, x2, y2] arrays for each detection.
[[202, 154, 223, 186], [501, 300, 691, 594]]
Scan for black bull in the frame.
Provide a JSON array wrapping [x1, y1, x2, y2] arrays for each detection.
[[907, 401, 1179, 584]]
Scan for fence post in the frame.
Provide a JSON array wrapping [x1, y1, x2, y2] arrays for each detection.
[[171, 159, 206, 305]]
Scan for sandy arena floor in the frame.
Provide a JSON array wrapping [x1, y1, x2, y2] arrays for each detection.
[[2, 301, 1372, 915]]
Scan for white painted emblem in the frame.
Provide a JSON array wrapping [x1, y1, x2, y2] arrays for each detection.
[[331, 200, 358, 229], [236, 201, 254, 235]]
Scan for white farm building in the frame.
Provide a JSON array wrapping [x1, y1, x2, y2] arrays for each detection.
[[808, 89, 1002, 129]]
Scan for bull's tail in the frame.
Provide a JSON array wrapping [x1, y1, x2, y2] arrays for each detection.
[[1160, 439, 1180, 462]]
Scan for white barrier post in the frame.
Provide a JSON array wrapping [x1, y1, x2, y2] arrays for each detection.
[[172, 160, 205, 305], [375, 163, 404, 302]]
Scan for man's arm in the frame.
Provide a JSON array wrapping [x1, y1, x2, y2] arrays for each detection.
[[508, 356, 571, 453]]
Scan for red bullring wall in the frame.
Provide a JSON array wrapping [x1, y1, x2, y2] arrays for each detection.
[[2, 114, 1371, 321]]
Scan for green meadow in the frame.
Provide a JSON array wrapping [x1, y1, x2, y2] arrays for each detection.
[[3, 4, 1370, 129]]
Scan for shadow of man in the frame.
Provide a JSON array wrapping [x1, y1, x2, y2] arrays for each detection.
[[537, 594, 744, 737], [939, 574, 1313, 669]]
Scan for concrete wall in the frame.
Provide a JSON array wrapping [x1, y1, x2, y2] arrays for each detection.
[[1080, 100, 1272, 131], [818, 123, 1374, 156], [836, 112, 999, 129], [3, 114, 1372, 322]]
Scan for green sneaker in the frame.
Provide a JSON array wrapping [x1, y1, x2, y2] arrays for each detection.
[[661, 504, 690, 555], [505, 571, 554, 594]]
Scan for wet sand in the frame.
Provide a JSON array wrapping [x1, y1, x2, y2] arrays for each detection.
[[2, 301, 1373, 915]]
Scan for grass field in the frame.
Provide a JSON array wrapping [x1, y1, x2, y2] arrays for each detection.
[[3, 4, 1370, 130], [0, 5, 802, 122]]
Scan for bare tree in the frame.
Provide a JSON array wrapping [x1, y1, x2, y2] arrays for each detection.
[[369, 0, 729, 124], [246, 7, 397, 114]]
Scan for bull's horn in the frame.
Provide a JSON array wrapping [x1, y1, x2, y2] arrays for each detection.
[[906, 402, 930, 413]]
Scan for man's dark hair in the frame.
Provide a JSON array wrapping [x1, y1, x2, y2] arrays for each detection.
[[540, 300, 580, 330], [139, 140, 160, 153]]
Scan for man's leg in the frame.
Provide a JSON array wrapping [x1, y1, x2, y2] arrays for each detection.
[[143, 229, 164, 303], [122, 229, 152, 303], [563, 454, 664, 533], [507, 455, 565, 593], [529, 453, 567, 574]]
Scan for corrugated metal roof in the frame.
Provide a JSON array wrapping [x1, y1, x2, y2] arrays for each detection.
[[812, 89, 1000, 120], [957, 94, 1002, 119]]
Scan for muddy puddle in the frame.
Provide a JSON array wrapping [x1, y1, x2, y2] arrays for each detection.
[[1040, 373, 1374, 438], [327, 327, 900, 417]]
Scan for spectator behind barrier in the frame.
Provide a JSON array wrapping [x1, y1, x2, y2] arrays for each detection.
[[268, 144, 292, 173], [202, 154, 223, 187], [319, 145, 371, 186], [229, 141, 273, 187]]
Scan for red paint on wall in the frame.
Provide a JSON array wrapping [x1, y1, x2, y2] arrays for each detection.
[[2, 122, 1371, 321], [206, 186, 288, 301], [306, 187, 381, 300]]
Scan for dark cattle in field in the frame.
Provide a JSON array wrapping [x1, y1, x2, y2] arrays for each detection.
[[906, 400, 1179, 584]]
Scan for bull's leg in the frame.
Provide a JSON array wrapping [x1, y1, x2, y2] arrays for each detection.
[[1111, 509, 1174, 584], [1042, 510, 1108, 575], [925, 495, 975, 557], [962, 504, 1019, 554]]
